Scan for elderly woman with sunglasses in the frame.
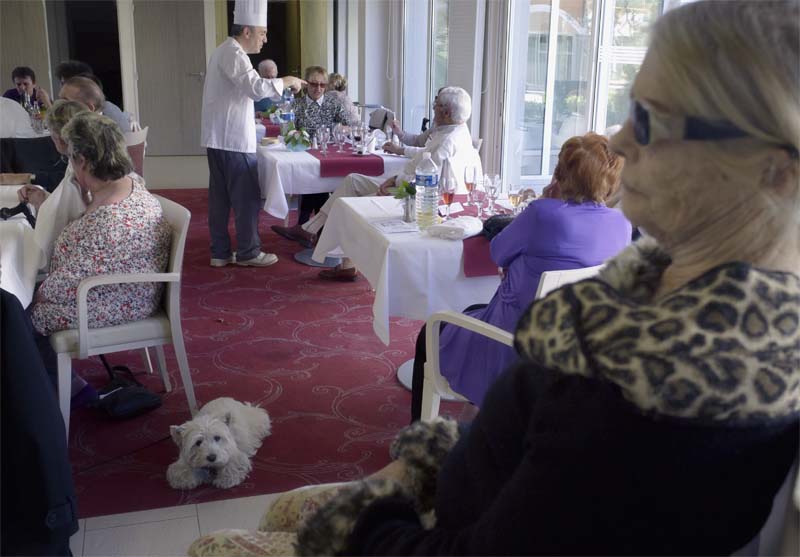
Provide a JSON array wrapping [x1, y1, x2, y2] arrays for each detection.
[[188, 2, 798, 555]]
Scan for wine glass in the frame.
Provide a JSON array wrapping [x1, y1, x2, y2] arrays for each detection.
[[333, 125, 345, 152], [440, 178, 457, 220], [484, 174, 498, 216], [472, 182, 487, 219], [464, 165, 477, 207], [508, 185, 523, 215], [318, 128, 329, 155]]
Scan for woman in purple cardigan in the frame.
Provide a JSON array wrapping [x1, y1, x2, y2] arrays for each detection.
[[410, 132, 632, 420]]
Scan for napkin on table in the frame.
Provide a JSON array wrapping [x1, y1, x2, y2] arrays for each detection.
[[426, 216, 483, 240]]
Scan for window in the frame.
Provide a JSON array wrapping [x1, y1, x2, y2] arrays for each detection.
[[501, 0, 663, 189], [401, 0, 450, 134]]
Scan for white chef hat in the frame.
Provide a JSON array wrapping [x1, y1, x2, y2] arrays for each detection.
[[233, 0, 268, 27]]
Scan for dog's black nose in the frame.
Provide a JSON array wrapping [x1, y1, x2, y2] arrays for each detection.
[[206, 454, 217, 462]]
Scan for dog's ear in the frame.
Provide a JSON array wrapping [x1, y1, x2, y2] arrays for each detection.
[[224, 412, 232, 426], [170, 425, 185, 446]]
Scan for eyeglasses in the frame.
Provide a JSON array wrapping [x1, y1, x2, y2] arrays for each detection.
[[630, 99, 749, 146], [307, 82, 327, 88]]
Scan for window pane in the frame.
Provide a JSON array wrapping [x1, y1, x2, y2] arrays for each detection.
[[604, 62, 638, 128], [612, 0, 662, 46], [548, 0, 598, 173], [432, 0, 449, 99]]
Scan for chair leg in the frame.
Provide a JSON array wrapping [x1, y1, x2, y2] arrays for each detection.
[[56, 354, 72, 439], [141, 348, 154, 374], [420, 366, 441, 422], [171, 330, 198, 415], [155, 345, 172, 392]]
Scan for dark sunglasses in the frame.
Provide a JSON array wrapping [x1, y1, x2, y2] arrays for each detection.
[[630, 99, 749, 146]]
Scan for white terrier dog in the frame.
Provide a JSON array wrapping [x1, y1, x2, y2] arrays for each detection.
[[167, 397, 271, 490]]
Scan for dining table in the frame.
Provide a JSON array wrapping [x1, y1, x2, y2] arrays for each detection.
[[0, 185, 40, 308], [311, 195, 501, 346], [256, 142, 408, 219]]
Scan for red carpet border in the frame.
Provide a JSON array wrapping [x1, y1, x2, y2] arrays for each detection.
[[69, 188, 467, 518]]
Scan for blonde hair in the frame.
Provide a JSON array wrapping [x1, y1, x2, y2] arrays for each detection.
[[650, 0, 799, 239], [45, 99, 88, 135], [62, 111, 132, 181], [328, 73, 347, 92]]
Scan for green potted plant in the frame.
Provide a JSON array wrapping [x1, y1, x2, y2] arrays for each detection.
[[394, 180, 416, 222], [284, 128, 311, 151]]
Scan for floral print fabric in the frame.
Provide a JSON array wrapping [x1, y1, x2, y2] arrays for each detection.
[[32, 175, 171, 335]]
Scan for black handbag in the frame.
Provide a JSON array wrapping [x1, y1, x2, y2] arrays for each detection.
[[93, 357, 161, 420]]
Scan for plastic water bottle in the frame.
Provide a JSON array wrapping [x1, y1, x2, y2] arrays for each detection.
[[415, 152, 440, 230], [279, 88, 295, 133]]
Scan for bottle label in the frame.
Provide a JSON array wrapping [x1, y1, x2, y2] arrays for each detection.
[[416, 174, 438, 188]]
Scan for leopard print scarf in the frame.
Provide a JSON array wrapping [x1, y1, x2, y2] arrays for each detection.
[[515, 238, 800, 422]]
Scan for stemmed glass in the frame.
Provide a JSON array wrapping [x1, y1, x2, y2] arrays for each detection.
[[464, 165, 477, 207], [508, 185, 523, 215], [472, 180, 487, 219], [318, 128, 330, 156], [439, 178, 457, 220], [333, 125, 345, 152], [484, 174, 498, 216]]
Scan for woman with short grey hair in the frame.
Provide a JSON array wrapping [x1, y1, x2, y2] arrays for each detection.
[[32, 111, 171, 339]]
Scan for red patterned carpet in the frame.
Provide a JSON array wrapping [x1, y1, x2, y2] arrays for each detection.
[[69, 189, 467, 518]]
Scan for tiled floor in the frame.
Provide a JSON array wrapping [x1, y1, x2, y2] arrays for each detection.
[[70, 493, 280, 556]]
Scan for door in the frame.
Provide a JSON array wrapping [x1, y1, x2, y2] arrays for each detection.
[[133, 0, 206, 155]]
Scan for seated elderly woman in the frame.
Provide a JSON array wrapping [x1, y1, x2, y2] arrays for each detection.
[[409, 132, 631, 422], [326, 72, 359, 124], [189, 1, 799, 555], [31, 111, 170, 339], [271, 65, 359, 243], [17, 99, 89, 265]]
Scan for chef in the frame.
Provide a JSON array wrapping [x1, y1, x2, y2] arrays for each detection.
[[201, 0, 305, 268]]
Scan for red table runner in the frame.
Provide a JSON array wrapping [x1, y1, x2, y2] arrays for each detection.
[[306, 146, 385, 177], [260, 122, 282, 137], [463, 235, 497, 277]]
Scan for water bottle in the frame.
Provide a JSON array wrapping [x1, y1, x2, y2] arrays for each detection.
[[415, 152, 440, 230], [280, 88, 295, 131]]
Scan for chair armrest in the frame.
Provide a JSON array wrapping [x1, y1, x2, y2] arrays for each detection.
[[424, 310, 514, 402], [76, 272, 179, 358]]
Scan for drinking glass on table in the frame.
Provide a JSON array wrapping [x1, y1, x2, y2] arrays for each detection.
[[439, 178, 457, 220], [472, 182, 487, 219], [508, 185, 523, 215], [484, 174, 498, 216], [319, 128, 330, 155], [464, 165, 478, 206], [333, 125, 345, 152]]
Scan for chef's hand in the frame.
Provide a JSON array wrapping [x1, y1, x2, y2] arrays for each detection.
[[281, 76, 307, 93], [17, 184, 49, 210], [382, 142, 404, 155], [378, 176, 397, 196]]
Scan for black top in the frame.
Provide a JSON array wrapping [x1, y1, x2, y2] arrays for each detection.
[[347, 362, 798, 555]]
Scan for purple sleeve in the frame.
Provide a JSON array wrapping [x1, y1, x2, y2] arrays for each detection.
[[489, 202, 537, 267]]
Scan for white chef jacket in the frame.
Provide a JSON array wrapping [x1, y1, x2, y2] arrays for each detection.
[[201, 37, 284, 153], [396, 123, 482, 193]]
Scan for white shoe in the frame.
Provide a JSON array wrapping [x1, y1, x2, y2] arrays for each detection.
[[210, 253, 236, 267], [236, 252, 278, 267]]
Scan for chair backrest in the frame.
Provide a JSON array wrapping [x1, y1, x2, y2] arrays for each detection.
[[367, 107, 395, 130], [534, 265, 604, 300], [472, 137, 483, 152], [125, 126, 148, 177], [153, 195, 190, 321]]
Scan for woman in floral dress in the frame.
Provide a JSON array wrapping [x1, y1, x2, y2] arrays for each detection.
[[31, 111, 170, 343]]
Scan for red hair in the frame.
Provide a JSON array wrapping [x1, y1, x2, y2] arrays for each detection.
[[553, 132, 623, 203]]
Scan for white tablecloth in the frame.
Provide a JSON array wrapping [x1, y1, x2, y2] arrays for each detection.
[[256, 144, 408, 219], [0, 185, 39, 308], [312, 196, 500, 345]]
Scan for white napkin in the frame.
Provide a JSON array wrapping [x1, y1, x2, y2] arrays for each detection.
[[426, 216, 483, 241]]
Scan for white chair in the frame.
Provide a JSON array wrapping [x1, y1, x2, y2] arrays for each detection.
[[49, 195, 199, 437], [419, 265, 604, 421], [124, 126, 148, 177]]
